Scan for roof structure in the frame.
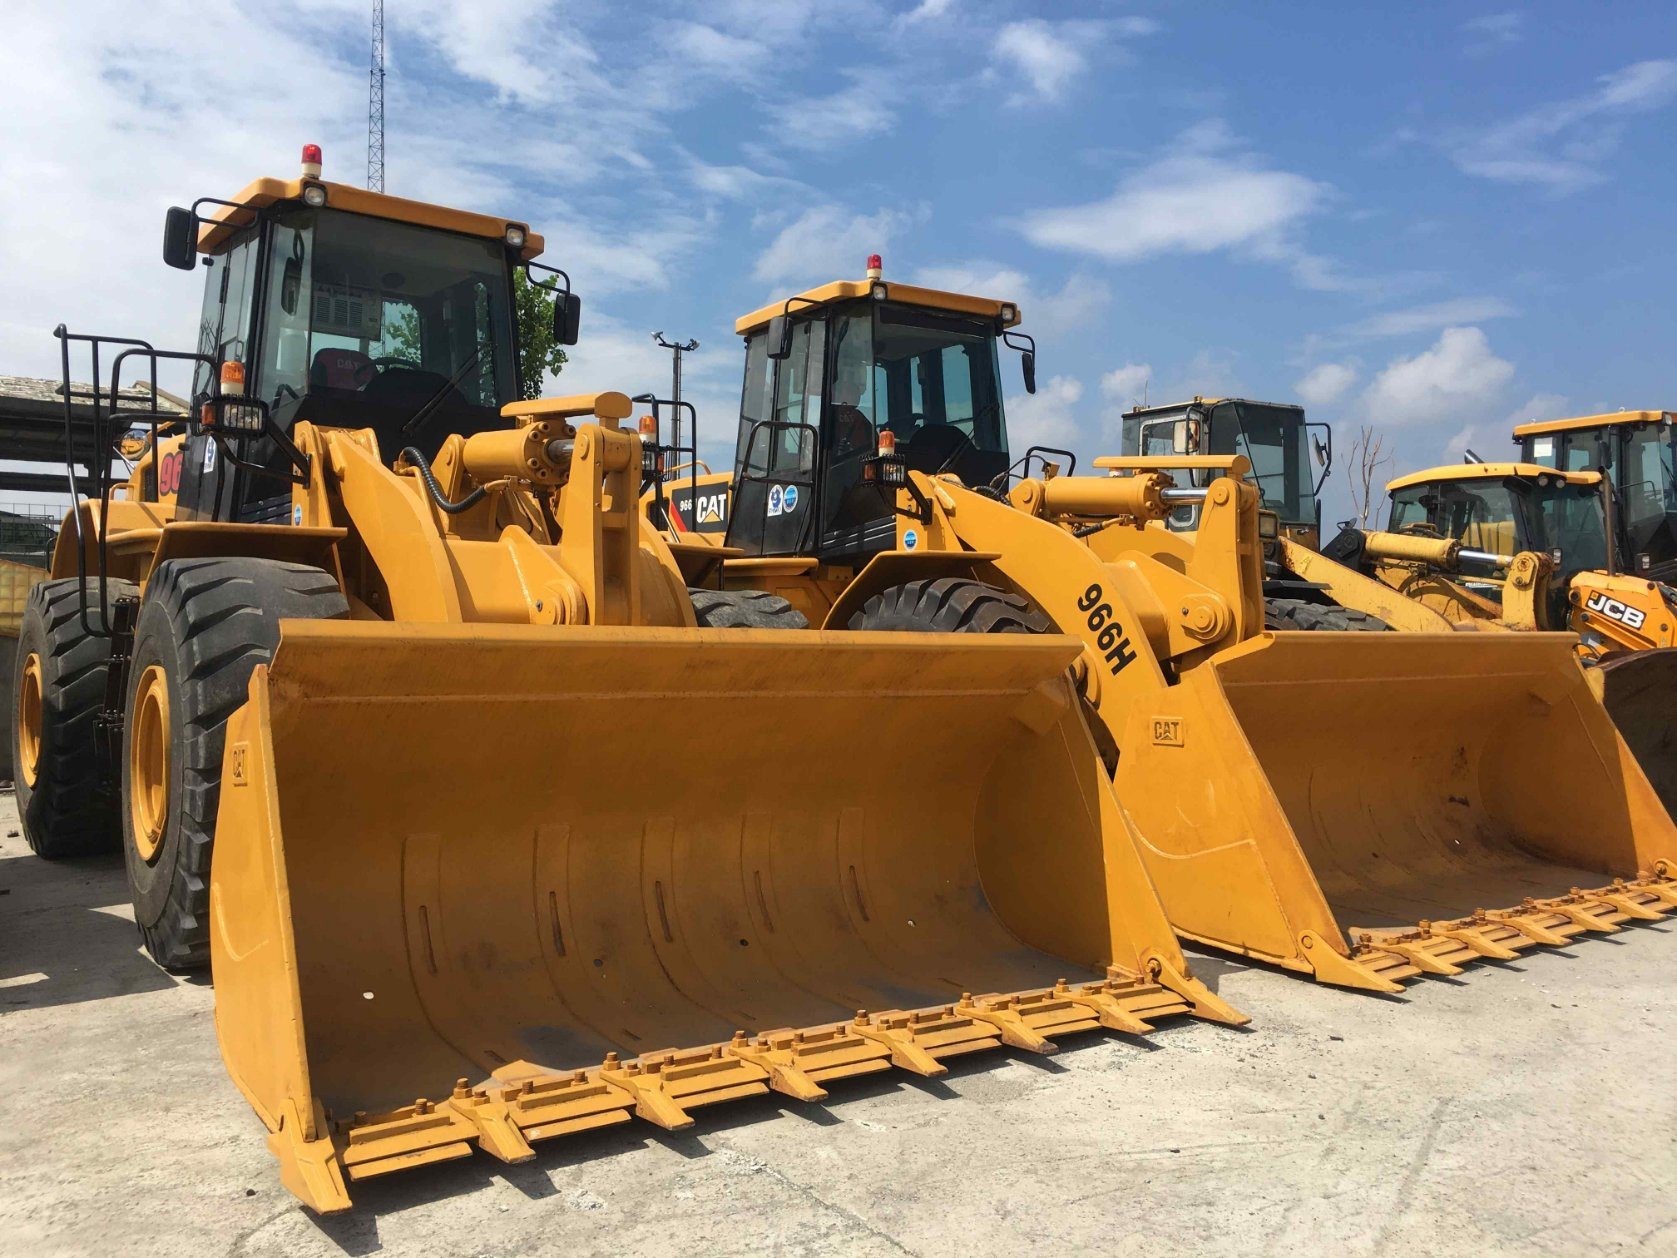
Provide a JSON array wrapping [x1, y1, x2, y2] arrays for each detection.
[[0, 376, 188, 494]]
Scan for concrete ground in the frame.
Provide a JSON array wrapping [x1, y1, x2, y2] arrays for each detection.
[[0, 790, 1672, 1258]]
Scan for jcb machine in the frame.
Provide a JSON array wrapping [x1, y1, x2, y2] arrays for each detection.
[[660, 259, 1676, 1001], [12, 154, 1240, 1211]]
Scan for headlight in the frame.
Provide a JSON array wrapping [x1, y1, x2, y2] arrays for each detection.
[[505, 224, 527, 249], [302, 182, 328, 208]]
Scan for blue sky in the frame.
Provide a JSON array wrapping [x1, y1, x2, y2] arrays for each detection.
[[4, 1, 1674, 523]]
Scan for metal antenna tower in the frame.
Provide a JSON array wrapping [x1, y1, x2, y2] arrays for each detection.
[[367, 0, 386, 192]]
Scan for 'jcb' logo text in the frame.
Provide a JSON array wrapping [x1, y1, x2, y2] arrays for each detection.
[[1584, 591, 1646, 631]]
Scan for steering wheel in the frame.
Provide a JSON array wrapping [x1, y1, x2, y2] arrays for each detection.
[[353, 356, 423, 387]]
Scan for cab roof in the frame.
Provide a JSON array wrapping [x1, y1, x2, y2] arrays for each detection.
[[1386, 462, 1601, 493], [198, 177, 545, 261], [735, 279, 1021, 336], [1121, 397, 1303, 419], [1511, 409, 1673, 438]]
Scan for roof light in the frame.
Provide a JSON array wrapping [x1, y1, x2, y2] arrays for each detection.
[[301, 144, 323, 178], [220, 360, 246, 394], [302, 183, 328, 207], [505, 224, 527, 249], [999, 303, 1018, 324], [638, 414, 657, 438], [866, 254, 882, 280], [878, 430, 896, 457]]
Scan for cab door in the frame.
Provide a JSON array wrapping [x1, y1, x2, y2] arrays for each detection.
[[726, 319, 822, 556]]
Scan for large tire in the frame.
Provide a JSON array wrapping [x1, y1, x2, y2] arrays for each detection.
[[847, 577, 1050, 635], [1264, 596, 1389, 633], [689, 588, 808, 629], [13, 577, 138, 858], [123, 558, 347, 970]]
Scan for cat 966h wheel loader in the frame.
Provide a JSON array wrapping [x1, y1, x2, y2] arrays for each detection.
[[652, 258, 1677, 1002], [14, 153, 1238, 1212]]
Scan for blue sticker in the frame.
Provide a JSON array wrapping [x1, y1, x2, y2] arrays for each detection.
[[768, 484, 785, 517], [782, 484, 799, 511], [903, 529, 919, 550], [292, 504, 303, 526]]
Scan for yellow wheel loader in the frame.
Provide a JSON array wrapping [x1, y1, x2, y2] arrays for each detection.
[[1319, 455, 1677, 815], [650, 260, 1677, 1002], [13, 155, 1238, 1212]]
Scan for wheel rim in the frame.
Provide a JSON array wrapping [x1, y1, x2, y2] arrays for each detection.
[[129, 664, 171, 864], [17, 652, 43, 789]]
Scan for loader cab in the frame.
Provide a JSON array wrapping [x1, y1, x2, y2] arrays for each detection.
[[1385, 464, 1609, 621], [1121, 399, 1331, 548], [724, 272, 1020, 562], [1515, 410, 1677, 581], [164, 152, 572, 525]]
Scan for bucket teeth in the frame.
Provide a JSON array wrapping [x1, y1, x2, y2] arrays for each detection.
[[310, 977, 1227, 1206], [1339, 874, 1676, 994]]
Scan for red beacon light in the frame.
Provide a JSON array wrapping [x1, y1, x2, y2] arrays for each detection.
[[866, 253, 883, 280], [301, 144, 323, 179]]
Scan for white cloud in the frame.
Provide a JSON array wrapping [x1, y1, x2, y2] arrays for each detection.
[[1295, 362, 1358, 408], [1463, 11, 1523, 52], [1357, 327, 1515, 427], [1006, 375, 1085, 449], [1020, 122, 1330, 277], [894, 0, 955, 27], [993, 20, 1087, 104], [773, 73, 897, 150], [909, 264, 1110, 337], [1449, 59, 1677, 192], [1344, 297, 1516, 340], [753, 206, 907, 286], [1100, 364, 1153, 406]]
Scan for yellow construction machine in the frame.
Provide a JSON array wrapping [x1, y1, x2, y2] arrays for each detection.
[[1318, 451, 1677, 810], [647, 259, 1677, 1003], [12, 154, 1241, 1211]]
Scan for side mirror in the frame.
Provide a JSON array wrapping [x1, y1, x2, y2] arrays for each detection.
[[1313, 435, 1329, 468], [553, 291, 582, 346], [765, 315, 792, 361], [163, 207, 197, 271], [1021, 349, 1037, 395]]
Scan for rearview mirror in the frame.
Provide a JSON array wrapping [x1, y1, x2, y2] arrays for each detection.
[[765, 315, 792, 361], [553, 291, 582, 346], [1021, 349, 1037, 395], [1313, 435, 1328, 467], [163, 207, 196, 271]]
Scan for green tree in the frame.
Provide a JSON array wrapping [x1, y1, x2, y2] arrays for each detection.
[[514, 268, 569, 400]]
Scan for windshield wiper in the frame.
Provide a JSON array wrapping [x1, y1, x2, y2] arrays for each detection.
[[400, 344, 484, 436]]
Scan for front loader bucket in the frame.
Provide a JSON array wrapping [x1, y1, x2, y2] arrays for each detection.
[[1596, 647, 1677, 823], [209, 621, 1234, 1212], [1115, 632, 1677, 993]]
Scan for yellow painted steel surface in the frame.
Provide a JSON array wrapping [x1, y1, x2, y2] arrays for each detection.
[[878, 469, 1677, 994], [1210, 631, 1675, 943], [211, 619, 1235, 1211], [1512, 409, 1674, 439]]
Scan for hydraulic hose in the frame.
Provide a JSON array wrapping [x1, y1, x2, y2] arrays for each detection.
[[399, 446, 487, 515]]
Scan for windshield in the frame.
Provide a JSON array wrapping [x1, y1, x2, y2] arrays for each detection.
[[1617, 423, 1677, 564], [1388, 476, 1608, 578], [254, 205, 516, 449], [1206, 403, 1315, 526]]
